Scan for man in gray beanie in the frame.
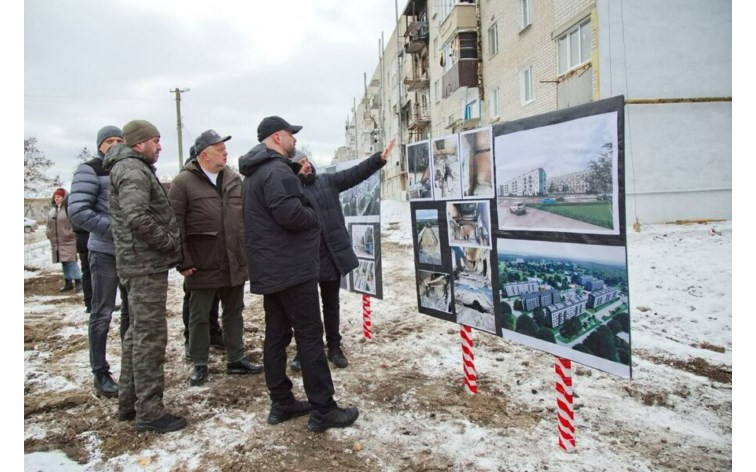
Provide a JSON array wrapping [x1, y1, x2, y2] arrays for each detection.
[[69, 125, 131, 399], [104, 120, 186, 434]]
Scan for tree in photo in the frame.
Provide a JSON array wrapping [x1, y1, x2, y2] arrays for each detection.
[[587, 143, 613, 198], [515, 314, 538, 336], [25, 137, 62, 197], [583, 325, 618, 362], [535, 327, 556, 344]]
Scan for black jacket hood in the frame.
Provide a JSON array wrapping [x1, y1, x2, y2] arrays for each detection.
[[238, 144, 302, 177]]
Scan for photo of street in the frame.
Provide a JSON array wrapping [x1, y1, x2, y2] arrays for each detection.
[[494, 112, 619, 234], [497, 238, 630, 377], [352, 224, 376, 259], [415, 209, 442, 265]]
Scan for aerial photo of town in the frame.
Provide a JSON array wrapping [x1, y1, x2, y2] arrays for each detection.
[[497, 238, 630, 369]]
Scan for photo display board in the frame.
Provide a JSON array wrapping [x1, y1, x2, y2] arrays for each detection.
[[410, 96, 631, 378], [321, 156, 383, 299]]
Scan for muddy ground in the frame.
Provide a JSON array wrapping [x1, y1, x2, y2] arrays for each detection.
[[23, 223, 732, 471]]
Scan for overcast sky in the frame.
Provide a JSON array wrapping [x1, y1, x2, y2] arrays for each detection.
[[24, 0, 401, 185]]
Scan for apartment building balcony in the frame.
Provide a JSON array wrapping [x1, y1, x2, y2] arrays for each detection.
[[403, 74, 430, 92], [438, 2, 477, 45], [442, 58, 478, 99], [404, 20, 429, 54], [406, 103, 431, 130]]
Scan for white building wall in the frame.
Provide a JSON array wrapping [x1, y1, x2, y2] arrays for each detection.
[[596, 0, 732, 222]]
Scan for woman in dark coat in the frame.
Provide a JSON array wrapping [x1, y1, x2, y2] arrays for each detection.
[[46, 188, 81, 292]]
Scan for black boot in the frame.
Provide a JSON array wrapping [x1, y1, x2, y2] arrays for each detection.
[[307, 407, 359, 432], [59, 279, 73, 292], [94, 371, 119, 397], [267, 399, 312, 425], [327, 346, 348, 368], [74, 279, 82, 294], [135, 413, 187, 434], [190, 365, 208, 386]]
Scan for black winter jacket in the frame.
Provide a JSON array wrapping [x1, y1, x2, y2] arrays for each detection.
[[301, 152, 386, 281], [238, 144, 321, 294]]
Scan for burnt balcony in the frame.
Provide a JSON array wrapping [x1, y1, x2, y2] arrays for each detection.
[[442, 58, 478, 99], [403, 74, 430, 92], [406, 103, 431, 130], [404, 20, 429, 54]]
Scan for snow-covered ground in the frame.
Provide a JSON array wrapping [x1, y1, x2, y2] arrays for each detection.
[[22, 201, 733, 471]]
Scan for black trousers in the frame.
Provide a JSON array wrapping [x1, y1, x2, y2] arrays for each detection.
[[320, 279, 342, 350], [182, 280, 221, 342], [75, 232, 92, 309], [263, 279, 336, 413]]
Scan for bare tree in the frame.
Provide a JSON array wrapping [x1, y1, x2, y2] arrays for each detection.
[[73, 147, 95, 173], [25, 137, 62, 197]]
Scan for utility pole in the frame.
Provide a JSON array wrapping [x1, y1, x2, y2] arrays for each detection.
[[170, 87, 190, 171]]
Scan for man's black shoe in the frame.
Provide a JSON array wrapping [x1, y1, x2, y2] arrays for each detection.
[[94, 371, 119, 397], [209, 332, 225, 348], [227, 358, 263, 375], [117, 409, 136, 421], [307, 407, 359, 432], [267, 400, 312, 425], [190, 365, 208, 386], [289, 352, 301, 372], [327, 346, 349, 369], [135, 413, 187, 434]]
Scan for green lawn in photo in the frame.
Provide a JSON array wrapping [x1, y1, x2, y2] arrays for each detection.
[[529, 202, 613, 229]]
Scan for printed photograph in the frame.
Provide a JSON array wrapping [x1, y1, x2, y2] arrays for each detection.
[[497, 238, 630, 377], [352, 224, 376, 259], [446, 201, 491, 249], [495, 112, 620, 234], [339, 172, 381, 217], [418, 270, 453, 314], [460, 127, 494, 199], [452, 246, 495, 333], [407, 141, 433, 200], [432, 135, 462, 200], [352, 259, 377, 295], [415, 209, 442, 265]]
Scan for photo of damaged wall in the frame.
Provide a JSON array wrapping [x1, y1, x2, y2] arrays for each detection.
[[432, 135, 461, 199], [447, 201, 491, 248], [460, 127, 494, 199], [407, 140, 432, 200], [418, 270, 453, 315], [452, 246, 495, 333]]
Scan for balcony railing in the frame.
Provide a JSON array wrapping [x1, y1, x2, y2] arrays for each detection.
[[404, 20, 429, 54], [407, 104, 431, 130]]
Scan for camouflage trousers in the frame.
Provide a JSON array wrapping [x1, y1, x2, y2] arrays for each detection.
[[118, 271, 169, 423]]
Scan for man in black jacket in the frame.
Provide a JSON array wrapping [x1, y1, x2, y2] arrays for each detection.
[[239, 116, 358, 432], [289, 139, 394, 371]]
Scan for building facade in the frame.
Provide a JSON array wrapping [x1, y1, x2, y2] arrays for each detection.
[[545, 295, 589, 328], [498, 168, 546, 196], [588, 286, 619, 308], [338, 0, 730, 223]]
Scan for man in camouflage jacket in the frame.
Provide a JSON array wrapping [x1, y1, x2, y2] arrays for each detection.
[[104, 120, 186, 434]]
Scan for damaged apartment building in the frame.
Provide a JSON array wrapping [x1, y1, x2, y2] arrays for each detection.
[[337, 0, 730, 224]]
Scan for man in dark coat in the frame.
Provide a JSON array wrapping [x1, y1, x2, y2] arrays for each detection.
[[288, 138, 394, 371], [239, 116, 358, 432], [104, 120, 186, 434], [68, 125, 131, 398], [168, 130, 263, 386]]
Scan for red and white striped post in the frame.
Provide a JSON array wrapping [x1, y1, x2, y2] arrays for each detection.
[[555, 357, 576, 451], [461, 326, 477, 395], [362, 295, 372, 340]]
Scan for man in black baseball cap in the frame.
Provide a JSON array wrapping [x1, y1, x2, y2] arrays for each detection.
[[195, 129, 231, 156], [257, 116, 302, 143]]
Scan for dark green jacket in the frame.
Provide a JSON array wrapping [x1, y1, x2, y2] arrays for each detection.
[[103, 143, 180, 278]]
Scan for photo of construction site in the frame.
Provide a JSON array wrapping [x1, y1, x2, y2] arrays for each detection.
[[431, 135, 462, 200], [417, 270, 453, 315], [460, 126, 494, 199], [446, 201, 491, 249], [415, 209, 442, 265], [451, 246, 495, 334], [494, 112, 619, 235]]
